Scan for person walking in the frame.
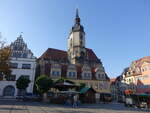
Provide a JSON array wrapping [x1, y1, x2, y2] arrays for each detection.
[[73, 94, 78, 108]]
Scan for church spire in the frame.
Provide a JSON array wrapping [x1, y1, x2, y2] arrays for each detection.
[[75, 8, 80, 25], [76, 8, 79, 18]]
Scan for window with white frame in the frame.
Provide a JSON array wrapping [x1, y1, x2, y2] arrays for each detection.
[[22, 64, 31, 69], [51, 70, 60, 77], [83, 72, 91, 79], [97, 73, 105, 79], [68, 72, 76, 78], [10, 63, 18, 69]]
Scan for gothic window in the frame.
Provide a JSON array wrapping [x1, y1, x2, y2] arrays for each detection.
[[80, 34, 83, 40], [80, 40, 82, 45], [80, 51, 85, 58], [70, 39, 72, 47], [70, 42, 72, 47]]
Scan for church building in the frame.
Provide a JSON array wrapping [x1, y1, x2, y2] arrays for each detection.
[[37, 10, 110, 93]]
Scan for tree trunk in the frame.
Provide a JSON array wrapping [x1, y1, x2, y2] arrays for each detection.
[[42, 93, 48, 102]]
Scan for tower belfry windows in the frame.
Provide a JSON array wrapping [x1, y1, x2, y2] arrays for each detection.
[[67, 9, 86, 65]]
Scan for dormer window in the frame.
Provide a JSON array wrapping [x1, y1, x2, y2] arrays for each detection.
[[67, 64, 77, 79], [82, 72, 91, 79], [97, 73, 105, 80], [82, 65, 92, 80], [52, 71, 60, 76], [68, 72, 76, 78], [101, 74, 105, 79], [51, 64, 61, 78]]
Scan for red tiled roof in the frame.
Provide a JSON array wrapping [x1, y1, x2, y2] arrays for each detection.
[[39, 48, 68, 61], [134, 56, 150, 67], [86, 48, 99, 61], [39, 48, 99, 62]]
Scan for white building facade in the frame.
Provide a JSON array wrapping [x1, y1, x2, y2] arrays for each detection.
[[0, 35, 36, 97]]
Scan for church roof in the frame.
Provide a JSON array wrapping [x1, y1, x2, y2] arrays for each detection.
[[39, 48, 100, 62], [86, 48, 100, 62], [39, 48, 68, 61], [38, 48, 110, 81]]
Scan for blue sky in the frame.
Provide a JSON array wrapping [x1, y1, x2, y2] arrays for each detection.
[[0, 0, 150, 78]]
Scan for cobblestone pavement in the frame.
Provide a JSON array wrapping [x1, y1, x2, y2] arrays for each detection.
[[0, 100, 149, 113]]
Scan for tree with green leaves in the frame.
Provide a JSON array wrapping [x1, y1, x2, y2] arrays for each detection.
[[16, 76, 31, 95], [0, 34, 11, 79], [79, 83, 86, 90], [35, 75, 53, 94], [35, 75, 53, 102], [55, 77, 74, 84]]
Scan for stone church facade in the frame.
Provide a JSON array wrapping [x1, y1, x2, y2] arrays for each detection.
[[37, 10, 110, 93]]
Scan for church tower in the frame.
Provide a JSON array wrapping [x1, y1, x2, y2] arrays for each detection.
[[68, 9, 86, 65]]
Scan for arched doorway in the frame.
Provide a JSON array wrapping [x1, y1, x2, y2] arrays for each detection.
[[3, 85, 15, 96]]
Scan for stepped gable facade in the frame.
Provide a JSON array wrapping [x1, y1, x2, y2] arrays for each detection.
[[0, 35, 36, 97]]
